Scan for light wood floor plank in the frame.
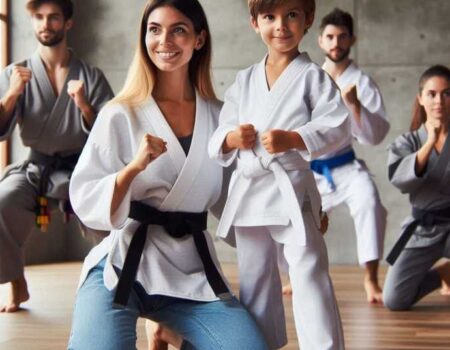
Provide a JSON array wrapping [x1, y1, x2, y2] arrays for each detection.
[[1, 263, 449, 349]]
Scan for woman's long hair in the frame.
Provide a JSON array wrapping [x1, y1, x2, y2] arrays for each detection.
[[111, 0, 216, 107], [410, 65, 450, 131]]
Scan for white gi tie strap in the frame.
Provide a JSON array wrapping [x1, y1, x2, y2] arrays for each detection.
[[241, 156, 273, 178], [217, 152, 308, 246]]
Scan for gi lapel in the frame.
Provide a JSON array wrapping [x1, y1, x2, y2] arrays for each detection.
[[258, 52, 311, 133], [335, 61, 358, 89], [416, 126, 450, 183], [30, 51, 81, 149], [141, 93, 207, 211], [30, 51, 56, 113], [432, 128, 450, 187], [141, 97, 186, 174]]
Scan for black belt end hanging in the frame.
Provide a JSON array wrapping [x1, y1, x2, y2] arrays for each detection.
[[191, 230, 231, 299], [386, 221, 419, 266], [113, 202, 231, 308], [113, 223, 148, 309]]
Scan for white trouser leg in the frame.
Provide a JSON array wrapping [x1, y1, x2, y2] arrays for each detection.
[[316, 163, 386, 265], [235, 226, 287, 350], [277, 212, 345, 350], [344, 170, 386, 264]]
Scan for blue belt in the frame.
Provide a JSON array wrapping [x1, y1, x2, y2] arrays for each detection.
[[310, 150, 356, 191]]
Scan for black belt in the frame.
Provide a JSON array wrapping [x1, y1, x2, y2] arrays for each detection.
[[28, 150, 80, 231], [386, 206, 450, 265], [113, 201, 231, 308]]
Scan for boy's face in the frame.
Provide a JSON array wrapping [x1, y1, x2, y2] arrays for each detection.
[[31, 2, 72, 47], [251, 0, 313, 56], [318, 24, 355, 63]]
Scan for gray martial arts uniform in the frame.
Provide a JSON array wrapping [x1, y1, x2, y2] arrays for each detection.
[[383, 125, 450, 310], [0, 50, 113, 284]]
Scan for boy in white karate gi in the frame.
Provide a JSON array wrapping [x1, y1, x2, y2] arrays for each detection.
[[209, 1, 349, 349]]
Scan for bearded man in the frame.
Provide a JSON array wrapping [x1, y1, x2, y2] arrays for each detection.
[[315, 8, 390, 303], [0, 0, 113, 312]]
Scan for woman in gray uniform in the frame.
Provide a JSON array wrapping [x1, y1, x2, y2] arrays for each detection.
[[383, 65, 450, 310]]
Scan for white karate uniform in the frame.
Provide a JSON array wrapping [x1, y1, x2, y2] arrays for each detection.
[[70, 94, 232, 302], [314, 61, 390, 265], [209, 53, 348, 350]]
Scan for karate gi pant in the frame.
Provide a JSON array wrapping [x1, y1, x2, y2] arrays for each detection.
[[315, 160, 386, 264], [235, 211, 345, 350], [0, 172, 105, 284], [383, 233, 450, 311], [0, 173, 36, 283]]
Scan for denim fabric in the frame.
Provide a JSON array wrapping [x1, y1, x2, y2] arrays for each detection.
[[68, 259, 268, 350]]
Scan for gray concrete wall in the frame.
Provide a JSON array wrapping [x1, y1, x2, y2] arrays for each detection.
[[6, 0, 450, 265]]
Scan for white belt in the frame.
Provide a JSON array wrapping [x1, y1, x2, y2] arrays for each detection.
[[217, 153, 310, 246]]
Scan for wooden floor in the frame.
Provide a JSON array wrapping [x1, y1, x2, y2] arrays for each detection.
[[1, 263, 449, 350]]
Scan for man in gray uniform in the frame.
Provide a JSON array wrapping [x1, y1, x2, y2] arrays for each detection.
[[0, 0, 113, 312]]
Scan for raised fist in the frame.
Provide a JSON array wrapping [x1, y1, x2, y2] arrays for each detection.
[[341, 84, 359, 107], [67, 80, 87, 108], [226, 124, 257, 150], [260, 129, 295, 154], [132, 133, 167, 171], [9, 66, 32, 97]]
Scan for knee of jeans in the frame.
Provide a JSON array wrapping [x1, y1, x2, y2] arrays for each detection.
[[68, 331, 137, 350], [228, 332, 268, 350], [383, 289, 412, 311]]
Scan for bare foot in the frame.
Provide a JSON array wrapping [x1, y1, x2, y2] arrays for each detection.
[[436, 261, 450, 296], [282, 283, 292, 296], [146, 320, 168, 350], [0, 276, 30, 313], [364, 279, 383, 304], [441, 284, 450, 296], [364, 260, 382, 304], [146, 320, 182, 350]]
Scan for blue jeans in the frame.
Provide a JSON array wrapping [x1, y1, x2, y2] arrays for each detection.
[[67, 259, 268, 350]]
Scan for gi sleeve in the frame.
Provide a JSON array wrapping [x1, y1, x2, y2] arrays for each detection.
[[295, 68, 351, 161], [69, 104, 133, 231], [0, 66, 22, 140], [81, 67, 115, 133], [351, 77, 390, 145], [387, 132, 425, 194], [208, 72, 242, 166]]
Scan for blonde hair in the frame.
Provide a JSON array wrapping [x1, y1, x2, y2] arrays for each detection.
[[111, 0, 216, 107]]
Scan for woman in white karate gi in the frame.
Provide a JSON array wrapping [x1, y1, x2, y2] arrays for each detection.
[[383, 65, 450, 310], [67, 1, 267, 349]]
